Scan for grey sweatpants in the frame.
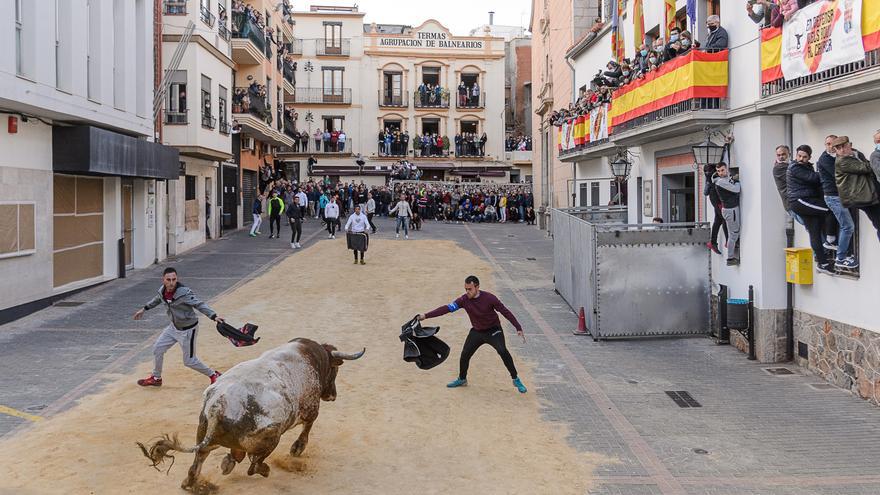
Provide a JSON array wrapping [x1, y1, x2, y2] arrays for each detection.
[[721, 207, 740, 260], [151, 323, 214, 378]]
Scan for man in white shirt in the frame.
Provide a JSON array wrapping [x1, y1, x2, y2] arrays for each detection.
[[388, 194, 412, 239], [344, 204, 370, 264], [338, 131, 347, 153], [295, 188, 308, 219], [324, 194, 340, 239], [365, 192, 377, 234]]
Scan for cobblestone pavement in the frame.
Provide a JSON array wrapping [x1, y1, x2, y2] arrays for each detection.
[[2, 216, 880, 495]]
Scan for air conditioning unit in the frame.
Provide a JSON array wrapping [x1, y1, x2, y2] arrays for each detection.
[[242, 137, 254, 150]]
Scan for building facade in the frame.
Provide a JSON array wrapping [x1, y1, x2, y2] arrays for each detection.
[[0, 0, 177, 322], [278, 6, 510, 184], [558, 0, 880, 404]]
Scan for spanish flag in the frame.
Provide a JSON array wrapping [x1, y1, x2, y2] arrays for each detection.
[[633, 0, 645, 53], [665, 0, 677, 38]]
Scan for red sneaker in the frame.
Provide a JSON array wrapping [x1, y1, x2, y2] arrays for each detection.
[[210, 371, 222, 384], [137, 375, 162, 387]]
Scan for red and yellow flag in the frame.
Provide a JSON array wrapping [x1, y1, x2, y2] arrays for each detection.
[[633, 0, 645, 53], [665, 0, 677, 38]]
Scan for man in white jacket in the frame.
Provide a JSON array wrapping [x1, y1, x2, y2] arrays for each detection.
[[388, 194, 412, 239], [365, 192, 377, 234], [324, 194, 340, 239], [345, 205, 370, 264]]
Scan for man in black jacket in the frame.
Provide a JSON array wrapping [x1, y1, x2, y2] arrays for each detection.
[[705, 15, 729, 50], [787, 145, 835, 275], [287, 195, 304, 249]]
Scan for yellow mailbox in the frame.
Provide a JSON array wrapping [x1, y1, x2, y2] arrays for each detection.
[[785, 247, 813, 285]]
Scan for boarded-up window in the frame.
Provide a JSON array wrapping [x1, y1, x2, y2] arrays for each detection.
[[0, 203, 36, 257], [53, 175, 104, 288]]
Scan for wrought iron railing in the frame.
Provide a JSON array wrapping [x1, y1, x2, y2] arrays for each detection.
[[455, 91, 485, 109], [232, 86, 270, 122], [414, 88, 450, 108], [219, 120, 230, 134], [761, 47, 880, 97], [164, 0, 186, 15], [287, 39, 303, 55], [164, 110, 188, 124], [218, 21, 230, 41], [292, 87, 352, 104], [610, 97, 726, 135], [283, 118, 296, 138], [265, 42, 273, 61], [200, 5, 215, 27], [231, 11, 266, 53], [316, 39, 351, 56], [378, 90, 409, 107], [559, 138, 609, 158], [201, 113, 216, 129], [283, 63, 295, 85]]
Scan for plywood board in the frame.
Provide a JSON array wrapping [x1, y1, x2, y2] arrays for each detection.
[[53, 175, 76, 215], [53, 243, 103, 288], [75, 177, 104, 214], [53, 214, 103, 251], [0, 205, 17, 254], [184, 199, 199, 231], [18, 204, 35, 251]]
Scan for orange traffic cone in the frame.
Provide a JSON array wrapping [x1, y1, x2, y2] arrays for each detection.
[[572, 307, 589, 336]]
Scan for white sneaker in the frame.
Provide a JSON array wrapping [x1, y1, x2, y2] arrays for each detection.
[[405, 234, 409, 239], [291, 242, 295, 249], [396, 233, 400, 238], [295, 242, 301, 248], [331, 234, 335, 239], [328, 234, 333, 239]]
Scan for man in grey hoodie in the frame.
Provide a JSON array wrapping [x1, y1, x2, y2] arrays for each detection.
[[712, 163, 741, 265], [133, 267, 224, 387]]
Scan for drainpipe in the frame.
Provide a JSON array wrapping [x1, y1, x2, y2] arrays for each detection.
[[784, 114, 794, 361]]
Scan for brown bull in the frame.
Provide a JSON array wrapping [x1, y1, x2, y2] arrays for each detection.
[[137, 338, 365, 490]]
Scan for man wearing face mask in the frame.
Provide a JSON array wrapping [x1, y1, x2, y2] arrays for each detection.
[[635, 44, 650, 75], [870, 130, 880, 184], [705, 15, 729, 50], [665, 28, 681, 59]]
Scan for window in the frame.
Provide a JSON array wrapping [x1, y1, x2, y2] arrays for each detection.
[[460, 120, 478, 134], [382, 71, 402, 105], [322, 116, 344, 132], [218, 85, 228, 130], [422, 118, 440, 136], [324, 22, 342, 53], [591, 182, 600, 206], [185, 175, 197, 201], [0, 203, 36, 258], [422, 66, 440, 86], [201, 75, 213, 128], [166, 70, 187, 123], [322, 67, 344, 102], [15, 0, 22, 75], [578, 183, 588, 207], [383, 119, 402, 132]]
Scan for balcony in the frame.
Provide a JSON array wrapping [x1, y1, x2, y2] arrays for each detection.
[[414, 89, 450, 109], [283, 118, 296, 138], [164, 110, 188, 124], [164, 0, 186, 15], [232, 87, 292, 147], [292, 87, 352, 105], [201, 113, 216, 129], [378, 90, 409, 108], [316, 39, 351, 57], [286, 39, 303, 55], [231, 11, 266, 65], [455, 91, 485, 110], [283, 63, 296, 86], [218, 21, 230, 41], [758, 26, 880, 114], [232, 86, 270, 122], [278, 137, 353, 155], [265, 42, 273, 62], [200, 5, 215, 27], [219, 120, 230, 135]]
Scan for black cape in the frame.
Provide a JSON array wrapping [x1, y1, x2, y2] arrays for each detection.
[[399, 316, 450, 370], [216, 321, 261, 347]]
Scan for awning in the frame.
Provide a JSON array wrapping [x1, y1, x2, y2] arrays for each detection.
[[53, 126, 179, 180]]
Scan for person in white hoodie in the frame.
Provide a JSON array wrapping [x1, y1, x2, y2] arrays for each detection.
[[324, 193, 340, 239], [344, 204, 370, 264], [388, 194, 412, 239]]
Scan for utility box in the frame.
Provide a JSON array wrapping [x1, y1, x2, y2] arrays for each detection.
[[785, 248, 813, 285]]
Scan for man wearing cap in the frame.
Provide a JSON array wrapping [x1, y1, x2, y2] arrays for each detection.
[[833, 136, 880, 243]]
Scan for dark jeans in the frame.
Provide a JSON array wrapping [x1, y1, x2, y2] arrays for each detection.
[[854, 204, 880, 242], [289, 218, 301, 243], [327, 217, 338, 235], [709, 197, 728, 247], [459, 326, 518, 380], [269, 214, 281, 236], [791, 199, 830, 265], [367, 213, 376, 233]]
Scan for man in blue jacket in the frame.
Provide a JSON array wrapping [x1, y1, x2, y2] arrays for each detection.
[[249, 193, 263, 237]]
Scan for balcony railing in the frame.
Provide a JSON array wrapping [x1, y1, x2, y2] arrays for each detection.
[[610, 98, 725, 134], [164, 0, 186, 15], [292, 87, 352, 104], [165, 110, 188, 124], [379, 90, 409, 107], [265, 42, 273, 61], [282, 137, 352, 154], [316, 39, 351, 57], [219, 120, 230, 134], [218, 21, 230, 41], [200, 5, 215, 27], [232, 86, 271, 123], [231, 11, 266, 53], [283, 63, 295, 85], [283, 118, 296, 138], [455, 91, 485, 109], [559, 138, 609, 158], [201, 113, 216, 129], [286, 39, 303, 55], [377, 136, 409, 157], [414, 89, 450, 109]]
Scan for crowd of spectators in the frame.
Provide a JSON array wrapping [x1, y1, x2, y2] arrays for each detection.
[[417, 83, 449, 107], [745, 0, 826, 29], [456, 81, 482, 107], [506, 135, 532, 151], [549, 16, 729, 127]]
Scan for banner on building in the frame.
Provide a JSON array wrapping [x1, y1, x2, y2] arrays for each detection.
[[590, 105, 609, 142], [781, 0, 864, 80]]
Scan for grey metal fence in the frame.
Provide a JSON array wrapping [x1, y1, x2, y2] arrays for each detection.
[[552, 208, 711, 339]]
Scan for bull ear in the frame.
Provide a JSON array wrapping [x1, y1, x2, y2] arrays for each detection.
[[330, 348, 366, 361]]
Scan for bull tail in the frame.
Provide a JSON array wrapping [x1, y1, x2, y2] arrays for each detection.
[[137, 426, 214, 474]]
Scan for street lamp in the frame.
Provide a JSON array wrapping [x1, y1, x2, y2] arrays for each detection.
[[692, 127, 727, 168], [610, 153, 632, 181]]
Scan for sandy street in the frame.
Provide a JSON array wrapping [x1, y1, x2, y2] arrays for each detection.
[[0, 238, 599, 494]]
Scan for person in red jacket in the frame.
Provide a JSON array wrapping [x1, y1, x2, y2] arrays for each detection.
[[418, 275, 528, 393]]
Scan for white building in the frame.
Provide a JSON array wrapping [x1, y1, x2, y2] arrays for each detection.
[[0, 0, 177, 323], [278, 5, 510, 184], [161, 0, 236, 254], [558, 0, 880, 404]]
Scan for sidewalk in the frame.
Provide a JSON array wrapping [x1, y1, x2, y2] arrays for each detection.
[[0, 220, 326, 437]]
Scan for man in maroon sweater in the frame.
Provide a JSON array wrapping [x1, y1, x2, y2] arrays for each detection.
[[418, 275, 528, 393]]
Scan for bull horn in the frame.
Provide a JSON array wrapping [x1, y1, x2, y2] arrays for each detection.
[[331, 348, 366, 360]]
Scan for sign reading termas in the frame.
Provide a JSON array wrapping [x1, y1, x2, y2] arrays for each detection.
[[378, 31, 484, 49]]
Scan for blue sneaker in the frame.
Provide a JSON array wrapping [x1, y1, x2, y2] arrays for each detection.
[[512, 377, 527, 394], [447, 378, 467, 388]]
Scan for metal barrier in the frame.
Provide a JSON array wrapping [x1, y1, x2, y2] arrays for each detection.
[[552, 208, 711, 339]]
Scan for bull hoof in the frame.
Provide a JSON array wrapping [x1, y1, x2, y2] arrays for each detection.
[[290, 440, 307, 457], [247, 462, 270, 477], [220, 455, 237, 475]]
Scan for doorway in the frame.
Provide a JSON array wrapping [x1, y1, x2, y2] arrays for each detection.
[[662, 172, 695, 223], [121, 180, 134, 268], [205, 177, 213, 240], [383, 71, 403, 105], [421, 118, 439, 136], [222, 165, 238, 230], [422, 66, 440, 86]]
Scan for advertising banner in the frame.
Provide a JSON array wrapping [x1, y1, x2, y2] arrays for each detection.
[[781, 0, 864, 79]]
